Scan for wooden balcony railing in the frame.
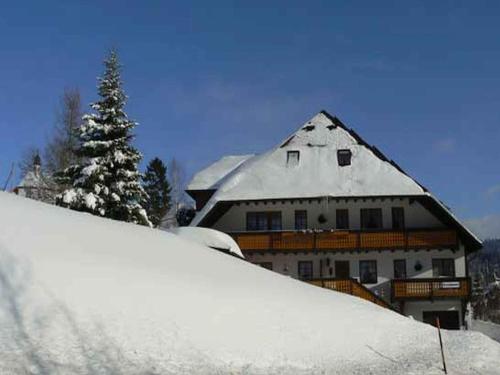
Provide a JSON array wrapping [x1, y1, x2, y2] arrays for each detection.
[[307, 278, 393, 310], [233, 229, 457, 252], [391, 278, 471, 301]]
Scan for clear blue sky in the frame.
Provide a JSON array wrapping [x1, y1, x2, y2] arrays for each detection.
[[0, 1, 499, 237]]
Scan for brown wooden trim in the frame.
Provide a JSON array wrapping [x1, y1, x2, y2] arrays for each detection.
[[307, 277, 395, 311], [391, 277, 471, 301]]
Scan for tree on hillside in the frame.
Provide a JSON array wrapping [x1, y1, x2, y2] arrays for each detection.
[[142, 157, 171, 227], [56, 50, 151, 226], [45, 88, 82, 177]]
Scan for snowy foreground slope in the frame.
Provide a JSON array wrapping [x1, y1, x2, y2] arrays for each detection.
[[0, 193, 499, 375]]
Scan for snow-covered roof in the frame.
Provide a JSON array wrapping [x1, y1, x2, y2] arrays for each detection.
[[191, 111, 425, 224], [187, 154, 254, 191], [167, 226, 244, 258], [189, 111, 481, 248], [17, 169, 49, 189], [1, 192, 498, 373]]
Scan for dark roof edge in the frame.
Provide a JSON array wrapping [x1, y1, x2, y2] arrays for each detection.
[[320, 109, 428, 192]]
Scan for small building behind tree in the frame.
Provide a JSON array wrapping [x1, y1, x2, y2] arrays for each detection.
[[13, 154, 55, 204]]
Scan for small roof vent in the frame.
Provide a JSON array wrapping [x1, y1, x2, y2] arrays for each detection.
[[287, 150, 300, 167]]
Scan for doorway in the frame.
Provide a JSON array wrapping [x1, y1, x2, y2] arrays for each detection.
[[423, 311, 460, 330]]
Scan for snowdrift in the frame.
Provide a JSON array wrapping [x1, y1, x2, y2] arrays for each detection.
[[167, 226, 243, 258], [0, 192, 498, 374]]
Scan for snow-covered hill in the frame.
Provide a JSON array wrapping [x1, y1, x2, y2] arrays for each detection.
[[0, 192, 499, 374]]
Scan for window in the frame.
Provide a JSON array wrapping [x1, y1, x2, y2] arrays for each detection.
[[269, 212, 282, 230], [246, 212, 266, 231], [432, 259, 455, 277], [359, 260, 377, 284], [337, 149, 352, 166], [392, 207, 405, 230], [258, 262, 273, 270], [336, 209, 349, 229], [295, 210, 307, 230], [360, 208, 383, 229], [298, 261, 313, 280], [287, 150, 300, 167], [393, 259, 407, 279], [246, 212, 282, 231]]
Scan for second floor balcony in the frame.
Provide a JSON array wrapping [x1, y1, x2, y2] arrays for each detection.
[[232, 228, 458, 252]]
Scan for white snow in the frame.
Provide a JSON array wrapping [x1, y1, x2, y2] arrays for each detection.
[[81, 158, 100, 176], [0, 192, 499, 374], [84, 192, 97, 209], [114, 150, 126, 163], [187, 154, 254, 191], [62, 189, 77, 204], [168, 226, 244, 258]]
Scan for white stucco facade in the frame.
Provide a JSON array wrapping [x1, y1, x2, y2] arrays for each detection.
[[212, 197, 444, 233]]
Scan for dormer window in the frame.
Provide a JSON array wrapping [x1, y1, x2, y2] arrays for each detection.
[[337, 149, 351, 166], [287, 150, 300, 167]]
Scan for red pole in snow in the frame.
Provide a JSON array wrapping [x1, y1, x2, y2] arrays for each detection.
[[436, 317, 447, 374]]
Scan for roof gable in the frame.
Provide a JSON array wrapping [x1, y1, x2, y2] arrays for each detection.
[[188, 110, 481, 250], [192, 111, 425, 208]]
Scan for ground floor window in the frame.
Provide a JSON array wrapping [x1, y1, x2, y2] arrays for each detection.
[[423, 311, 460, 330], [298, 261, 313, 280], [359, 260, 377, 284], [257, 262, 273, 270], [432, 258, 455, 277]]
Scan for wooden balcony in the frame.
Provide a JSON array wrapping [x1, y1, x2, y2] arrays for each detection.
[[391, 277, 470, 301], [233, 229, 457, 252], [307, 278, 393, 310]]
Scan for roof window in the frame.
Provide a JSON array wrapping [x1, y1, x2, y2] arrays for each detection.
[[287, 150, 300, 167], [337, 149, 351, 166]]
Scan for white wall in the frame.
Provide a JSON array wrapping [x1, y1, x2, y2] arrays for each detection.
[[247, 248, 466, 302], [213, 197, 444, 233]]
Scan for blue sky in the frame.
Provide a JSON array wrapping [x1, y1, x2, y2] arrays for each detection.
[[0, 1, 499, 237]]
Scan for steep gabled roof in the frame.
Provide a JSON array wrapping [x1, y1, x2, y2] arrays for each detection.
[[189, 110, 481, 250]]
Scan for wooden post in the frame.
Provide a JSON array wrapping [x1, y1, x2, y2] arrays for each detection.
[[436, 317, 447, 374]]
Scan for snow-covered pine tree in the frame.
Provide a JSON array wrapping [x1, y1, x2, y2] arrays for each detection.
[[142, 157, 171, 227], [56, 50, 151, 226]]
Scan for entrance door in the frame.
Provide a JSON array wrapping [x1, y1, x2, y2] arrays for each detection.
[[335, 261, 350, 279], [423, 311, 460, 330]]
